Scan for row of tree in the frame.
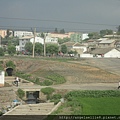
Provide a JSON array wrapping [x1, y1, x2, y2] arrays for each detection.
[[0, 43, 68, 56], [25, 42, 68, 56]]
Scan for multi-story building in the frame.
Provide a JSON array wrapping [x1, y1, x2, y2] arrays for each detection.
[[14, 31, 33, 38], [19, 36, 44, 51]]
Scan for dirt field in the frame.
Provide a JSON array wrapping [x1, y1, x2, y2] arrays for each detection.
[[10, 57, 120, 84]]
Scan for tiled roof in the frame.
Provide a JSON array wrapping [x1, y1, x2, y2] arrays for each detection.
[[90, 47, 114, 54], [99, 40, 115, 44]]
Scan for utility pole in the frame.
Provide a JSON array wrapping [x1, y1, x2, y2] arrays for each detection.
[[32, 28, 36, 58], [0, 36, 1, 47], [44, 34, 46, 57], [43, 33, 48, 57]]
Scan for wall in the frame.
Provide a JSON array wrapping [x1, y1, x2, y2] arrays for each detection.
[[80, 54, 93, 58], [0, 71, 4, 87], [104, 49, 120, 58]]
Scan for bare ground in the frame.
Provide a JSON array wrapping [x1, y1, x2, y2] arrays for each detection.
[[12, 57, 120, 84]]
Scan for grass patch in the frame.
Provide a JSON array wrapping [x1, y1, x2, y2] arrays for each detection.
[[46, 73, 66, 84], [80, 97, 120, 115], [53, 90, 120, 115]]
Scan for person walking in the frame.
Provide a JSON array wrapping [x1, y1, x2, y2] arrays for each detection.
[[118, 81, 120, 89], [16, 77, 19, 87]]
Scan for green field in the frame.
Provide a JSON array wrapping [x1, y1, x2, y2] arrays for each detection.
[[79, 97, 120, 115], [53, 90, 120, 115]]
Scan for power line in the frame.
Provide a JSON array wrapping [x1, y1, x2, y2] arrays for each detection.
[[0, 25, 102, 32], [0, 16, 118, 27]]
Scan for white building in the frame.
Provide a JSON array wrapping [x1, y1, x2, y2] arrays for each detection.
[[45, 36, 58, 44], [82, 33, 89, 40], [19, 36, 44, 51], [14, 31, 33, 38], [30, 37, 44, 44]]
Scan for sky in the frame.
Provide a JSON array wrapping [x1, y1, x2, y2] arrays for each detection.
[[0, 0, 120, 33]]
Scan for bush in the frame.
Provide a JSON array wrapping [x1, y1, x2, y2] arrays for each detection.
[[17, 88, 25, 99], [40, 80, 53, 86], [51, 94, 62, 99], [0, 48, 4, 56], [41, 87, 55, 95], [65, 90, 120, 99], [6, 60, 16, 69], [46, 73, 66, 84]]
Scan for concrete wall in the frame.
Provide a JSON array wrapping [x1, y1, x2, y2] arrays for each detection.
[[80, 54, 93, 58], [0, 71, 4, 87], [104, 49, 120, 58]]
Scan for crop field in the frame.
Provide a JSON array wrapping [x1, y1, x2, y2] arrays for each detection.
[[53, 90, 120, 115]]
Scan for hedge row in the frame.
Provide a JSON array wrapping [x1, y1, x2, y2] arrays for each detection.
[[65, 90, 120, 99]]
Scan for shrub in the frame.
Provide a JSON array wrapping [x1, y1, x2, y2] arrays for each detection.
[[17, 88, 25, 99], [65, 90, 120, 99], [0, 48, 4, 56], [40, 80, 53, 86], [46, 73, 66, 84], [6, 60, 16, 69], [51, 94, 62, 99], [41, 87, 55, 95]]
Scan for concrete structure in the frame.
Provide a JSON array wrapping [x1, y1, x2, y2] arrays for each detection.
[[4, 102, 56, 115], [0, 71, 4, 87], [14, 31, 33, 38]]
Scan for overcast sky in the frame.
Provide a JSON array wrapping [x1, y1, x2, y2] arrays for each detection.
[[0, 0, 120, 32]]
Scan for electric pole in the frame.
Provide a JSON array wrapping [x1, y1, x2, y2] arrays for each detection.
[[44, 35, 46, 57], [43, 33, 48, 57], [32, 28, 36, 58]]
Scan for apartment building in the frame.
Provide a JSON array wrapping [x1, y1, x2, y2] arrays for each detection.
[[14, 31, 33, 38]]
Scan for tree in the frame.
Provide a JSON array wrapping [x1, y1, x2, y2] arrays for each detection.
[[46, 44, 59, 55], [54, 28, 58, 33], [60, 29, 65, 34], [58, 38, 70, 44], [25, 42, 33, 53], [0, 48, 4, 56], [35, 42, 43, 55], [7, 45, 16, 55], [5, 29, 12, 39], [61, 44, 67, 54], [40, 32, 45, 38], [100, 29, 113, 37], [117, 25, 120, 35], [88, 32, 100, 39]]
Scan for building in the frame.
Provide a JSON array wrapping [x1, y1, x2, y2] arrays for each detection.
[[19, 36, 32, 51], [19, 36, 44, 51], [97, 39, 116, 48], [14, 31, 33, 38], [70, 33, 82, 43], [45, 36, 58, 44], [82, 33, 89, 40], [0, 30, 7, 38], [90, 47, 120, 58], [50, 33, 70, 39]]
